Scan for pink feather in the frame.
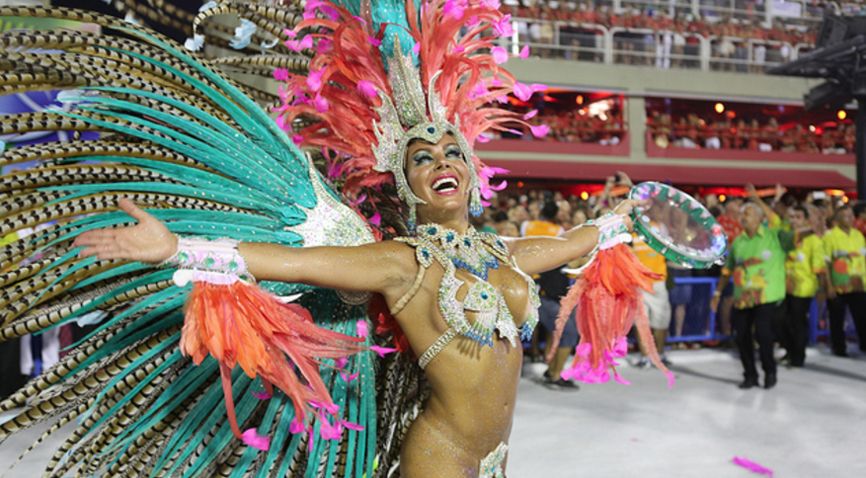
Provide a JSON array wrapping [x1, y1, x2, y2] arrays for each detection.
[[242, 428, 270, 451], [733, 457, 774, 476]]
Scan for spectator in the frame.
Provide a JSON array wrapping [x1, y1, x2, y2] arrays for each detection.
[[852, 202, 866, 236], [822, 206, 866, 357], [711, 199, 794, 389], [633, 231, 672, 368], [524, 201, 579, 390]]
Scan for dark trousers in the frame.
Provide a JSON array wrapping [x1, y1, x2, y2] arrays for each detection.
[[734, 303, 777, 380], [776, 296, 812, 366], [828, 292, 866, 355]]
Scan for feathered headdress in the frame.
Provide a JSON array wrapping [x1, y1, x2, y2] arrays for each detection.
[[274, 0, 548, 230]]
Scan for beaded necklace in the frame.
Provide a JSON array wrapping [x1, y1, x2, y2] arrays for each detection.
[[416, 224, 499, 280], [399, 225, 539, 348]]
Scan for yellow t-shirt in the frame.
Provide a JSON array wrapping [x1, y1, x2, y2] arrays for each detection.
[[785, 233, 825, 298], [823, 226, 866, 294], [632, 235, 667, 280], [522, 220, 562, 238]]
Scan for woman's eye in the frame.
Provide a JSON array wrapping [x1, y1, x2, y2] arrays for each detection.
[[445, 146, 463, 159], [413, 152, 433, 164]]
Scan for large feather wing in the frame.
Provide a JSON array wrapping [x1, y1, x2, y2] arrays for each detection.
[[0, 6, 384, 478]]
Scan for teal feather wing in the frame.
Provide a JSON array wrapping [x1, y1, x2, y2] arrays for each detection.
[[0, 6, 380, 478]]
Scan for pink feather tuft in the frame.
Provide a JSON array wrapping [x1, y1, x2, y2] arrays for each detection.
[[491, 46, 508, 64], [370, 345, 398, 357], [242, 428, 270, 451], [251, 390, 271, 400], [356, 320, 369, 338], [733, 457, 774, 476]]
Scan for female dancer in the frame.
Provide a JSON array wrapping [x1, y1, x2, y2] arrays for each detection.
[[75, 133, 640, 477], [0, 1, 647, 477]]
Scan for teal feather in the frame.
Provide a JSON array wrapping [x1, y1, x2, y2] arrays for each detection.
[[66, 96, 301, 196], [43, 182, 281, 215], [59, 106, 297, 198], [180, 379, 263, 478], [160, 371, 253, 478], [27, 253, 95, 308], [255, 394, 298, 478], [49, 269, 176, 329], [81, 344, 181, 428], [227, 392, 283, 478], [111, 29, 305, 169], [52, 109, 296, 202], [62, 310, 184, 382], [103, 358, 219, 457], [66, 288, 184, 350], [69, 262, 153, 291]]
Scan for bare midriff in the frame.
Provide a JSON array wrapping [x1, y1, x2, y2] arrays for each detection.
[[392, 259, 531, 478]]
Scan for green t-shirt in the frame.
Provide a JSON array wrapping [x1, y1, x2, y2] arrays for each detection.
[[724, 225, 794, 309], [822, 226, 866, 294], [785, 233, 825, 298]]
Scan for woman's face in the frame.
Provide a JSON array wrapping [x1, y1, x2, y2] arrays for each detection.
[[404, 133, 471, 220]]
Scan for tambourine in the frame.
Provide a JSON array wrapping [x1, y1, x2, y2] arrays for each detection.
[[628, 182, 727, 269]]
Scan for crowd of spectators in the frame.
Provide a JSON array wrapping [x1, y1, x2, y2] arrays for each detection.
[[647, 111, 857, 154], [477, 171, 865, 368], [485, 100, 627, 145], [502, 1, 818, 45], [498, 1, 819, 70]]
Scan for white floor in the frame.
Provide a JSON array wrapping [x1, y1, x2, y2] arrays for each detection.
[[509, 345, 866, 478], [2, 345, 865, 478]]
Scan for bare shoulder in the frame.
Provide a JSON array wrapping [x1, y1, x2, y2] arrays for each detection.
[[362, 239, 420, 286]]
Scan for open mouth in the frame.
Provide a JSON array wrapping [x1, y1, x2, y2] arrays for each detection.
[[431, 175, 459, 195]]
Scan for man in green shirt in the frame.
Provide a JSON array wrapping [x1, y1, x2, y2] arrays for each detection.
[[822, 206, 866, 357], [777, 206, 825, 367], [711, 200, 794, 389]]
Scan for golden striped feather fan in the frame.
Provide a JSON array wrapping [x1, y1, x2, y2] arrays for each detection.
[[0, 4, 426, 477]]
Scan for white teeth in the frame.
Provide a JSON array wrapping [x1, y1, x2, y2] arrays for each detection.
[[432, 177, 458, 191]]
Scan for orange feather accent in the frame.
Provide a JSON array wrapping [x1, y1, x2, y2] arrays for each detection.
[[180, 281, 365, 439], [549, 244, 673, 386]]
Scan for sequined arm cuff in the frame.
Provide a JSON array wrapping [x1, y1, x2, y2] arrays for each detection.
[[587, 212, 631, 250], [160, 235, 255, 286]]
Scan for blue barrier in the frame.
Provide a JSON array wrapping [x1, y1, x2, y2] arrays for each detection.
[[666, 277, 722, 343], [670, 277, 848, 346]]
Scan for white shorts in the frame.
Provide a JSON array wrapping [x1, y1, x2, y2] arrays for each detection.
[[642, 280, 672, 330]]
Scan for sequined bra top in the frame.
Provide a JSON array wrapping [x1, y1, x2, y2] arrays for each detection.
[[392, 225, 540, 369]]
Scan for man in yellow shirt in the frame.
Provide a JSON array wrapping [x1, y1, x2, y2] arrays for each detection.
[[822, 206, 866, 357], [777, 206, 825, 367], [524, 201, 577, 390]]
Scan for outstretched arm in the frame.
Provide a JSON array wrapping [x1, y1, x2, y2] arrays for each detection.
[[503, 199, 641, 275], [74, 199, 417, 297], [745, 183, 776, 221]]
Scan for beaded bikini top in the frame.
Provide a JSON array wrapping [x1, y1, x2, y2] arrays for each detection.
[[395, 225, 539, 368]]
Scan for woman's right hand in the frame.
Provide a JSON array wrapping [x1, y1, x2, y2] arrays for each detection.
[[73, 198, 177, 264]]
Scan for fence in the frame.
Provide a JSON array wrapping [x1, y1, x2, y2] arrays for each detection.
[[666, 276, 848, 345], [503, 17, 814, 73]]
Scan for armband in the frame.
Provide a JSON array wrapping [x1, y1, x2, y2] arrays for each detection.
[[586, 212, 631, 251], [160, 235, 255, 285]]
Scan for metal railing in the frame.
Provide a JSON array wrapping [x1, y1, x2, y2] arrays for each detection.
[[504, 17, 813, 73]]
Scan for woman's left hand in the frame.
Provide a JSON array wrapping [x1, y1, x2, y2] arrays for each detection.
[[612, 198, 648, 232]]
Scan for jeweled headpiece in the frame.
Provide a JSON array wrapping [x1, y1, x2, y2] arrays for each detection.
[[275, 0, 547, 230]]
